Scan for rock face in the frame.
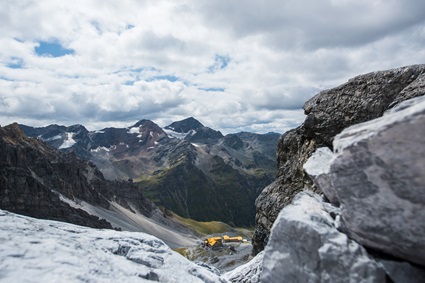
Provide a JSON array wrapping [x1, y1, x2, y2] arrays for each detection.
[[261, 191, 385, 283], [329, 95, 425, 266], [253, 64, 425, 254], [260, 190, 425, 283], [258, 95, 425, 282], [0, 210, 226, 283]]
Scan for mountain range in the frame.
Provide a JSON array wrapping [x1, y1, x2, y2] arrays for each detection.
[[19, 117, 280, 226], [2, 64, 425, 282]]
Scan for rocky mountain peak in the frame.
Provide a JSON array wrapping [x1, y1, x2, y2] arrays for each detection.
[[129, 120, 166, 138], [67, 124, 89, 134], [2, 123, 28, 143], [165, 117, 204, 133], [132, 119, 157, 129]]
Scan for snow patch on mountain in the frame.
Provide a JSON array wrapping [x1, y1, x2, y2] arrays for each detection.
[[58, 132, 76, 149], [164, 128, 188, 139], [0, 210, 226, 283], [128, 127, 140, 134], [42, 134, 62, 141], [90, 146, 110, 153]]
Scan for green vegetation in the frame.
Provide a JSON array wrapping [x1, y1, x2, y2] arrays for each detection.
[[134, 152, 271, 227], [172, 212, 232, 236]]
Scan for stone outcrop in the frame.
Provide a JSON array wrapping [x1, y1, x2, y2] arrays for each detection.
[[260, 190, 425, 283], [0, 210, 227, 283], [329, 95, 425, 266], [262, 191, 385, 283], [253, 64, 425, 254], [257, 95, 425, 282]]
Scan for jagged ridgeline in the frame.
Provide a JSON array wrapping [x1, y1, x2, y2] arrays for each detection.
[[20, 117, 280, 226]]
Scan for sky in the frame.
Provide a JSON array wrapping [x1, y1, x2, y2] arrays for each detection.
[[1, 0, 425, 134]]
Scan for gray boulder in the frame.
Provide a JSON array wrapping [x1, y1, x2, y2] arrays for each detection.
[[253, 64, 425, 254], [330, 95, 425, 266], [303, 147, 337, 205], [262, 191, 385, 283]]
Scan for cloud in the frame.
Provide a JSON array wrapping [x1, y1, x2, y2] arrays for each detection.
[[0, 0, 425, 134], [194, 0, 425, 50]]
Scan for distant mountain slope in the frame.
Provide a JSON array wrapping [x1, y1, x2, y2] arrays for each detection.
[[0, 123, 114, 228], [20, 118, 280, 226], [0, 123, 199, 248]]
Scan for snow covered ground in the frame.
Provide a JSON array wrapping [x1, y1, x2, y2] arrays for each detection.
[[0, 210, 227, 283]]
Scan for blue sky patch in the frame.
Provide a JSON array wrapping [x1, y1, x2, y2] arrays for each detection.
[[148, 75, 179, 82], [208, 54, 230, 73], [35, 41, 75, 57], [124, 80, 135, 86], [199, 87, 225, 92], [7, 57, 24, 69]]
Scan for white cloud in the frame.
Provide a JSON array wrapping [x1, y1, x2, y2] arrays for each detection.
[[0, 0, 424, 134]]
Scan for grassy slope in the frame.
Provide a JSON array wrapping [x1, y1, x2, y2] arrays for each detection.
[[171, 212, 232, 237]]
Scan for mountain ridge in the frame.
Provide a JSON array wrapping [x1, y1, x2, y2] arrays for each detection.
[[19, 117, 280, 226]]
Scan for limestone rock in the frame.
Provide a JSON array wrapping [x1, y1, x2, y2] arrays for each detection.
[[303, 147, 337, 205], [262, 191, 385, 283], [330, 95, 425, 266], [0, 210, 227, 283], [223, 251, 263, 283], [253, 64, 425, 253]]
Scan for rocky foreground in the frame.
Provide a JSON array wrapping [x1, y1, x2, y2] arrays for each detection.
[[233, 84, 425, 282], [0, 210, 226, 283], [253, 64, 425, 254]]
